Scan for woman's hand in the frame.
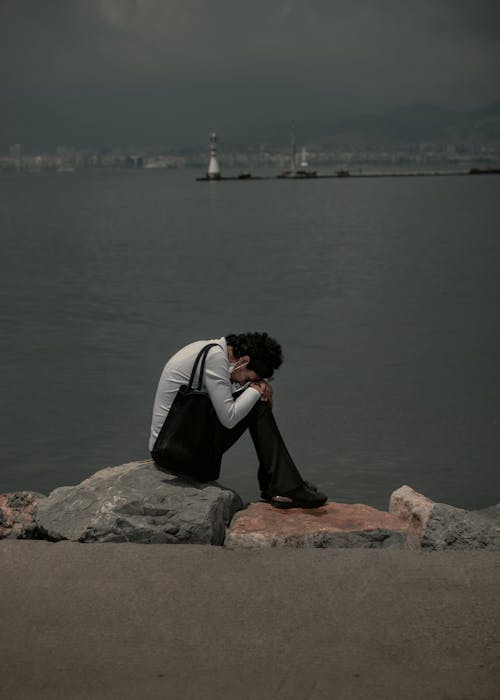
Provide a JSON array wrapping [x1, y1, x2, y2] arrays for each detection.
[[250, 380, 273, 406]]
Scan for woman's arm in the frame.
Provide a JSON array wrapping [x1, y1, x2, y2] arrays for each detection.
[[204, 348, 261, 428]]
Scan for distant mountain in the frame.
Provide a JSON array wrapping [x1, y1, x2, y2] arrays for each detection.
[[229, 102, 500, 149], [448, 101, 500, 141]]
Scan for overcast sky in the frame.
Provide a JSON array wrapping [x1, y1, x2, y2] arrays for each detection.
[[1, 0, 499, 148]]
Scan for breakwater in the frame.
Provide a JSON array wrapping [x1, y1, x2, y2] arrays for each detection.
[[196, 167, 500, 181]]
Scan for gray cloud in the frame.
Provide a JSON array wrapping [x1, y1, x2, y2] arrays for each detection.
[[1, 0, 499, 147]]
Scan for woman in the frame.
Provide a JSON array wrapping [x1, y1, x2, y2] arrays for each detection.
[[149, 332, 327, 509]]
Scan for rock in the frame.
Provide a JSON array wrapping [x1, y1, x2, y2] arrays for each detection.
[[389, 485, 500, 550], [389, 485, 434, 544], [475, 503, 500, 522], [35, 460, 243, 545], [225, 501, 408, 549], [422, 503, 500, 550], [0, 491, 46, 540]]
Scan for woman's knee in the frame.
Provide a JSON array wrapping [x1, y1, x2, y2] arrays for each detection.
[[251, 400, 273, 418]]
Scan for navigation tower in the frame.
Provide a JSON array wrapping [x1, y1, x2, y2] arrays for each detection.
[[207, 132, 221, 180]]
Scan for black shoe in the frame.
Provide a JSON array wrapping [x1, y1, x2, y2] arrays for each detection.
[[261, 480, 320, 503], [270, 483, 328, 509]]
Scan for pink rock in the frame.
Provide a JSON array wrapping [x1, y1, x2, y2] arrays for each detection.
[[225, 501, 408, 548], [0, 492, 44, 540], [389, 485, 435, 542]]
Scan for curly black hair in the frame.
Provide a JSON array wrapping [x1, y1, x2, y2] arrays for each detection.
[[225, 332, 283, 379]]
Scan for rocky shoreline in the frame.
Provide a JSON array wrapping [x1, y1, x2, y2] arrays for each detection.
[[1, 459, 499, 549]]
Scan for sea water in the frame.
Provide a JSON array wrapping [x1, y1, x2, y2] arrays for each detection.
[[1, 168, 499, 509]]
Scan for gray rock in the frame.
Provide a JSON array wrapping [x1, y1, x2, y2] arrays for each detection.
[[422, 503, 500, 551], [390, 485, 500, 550], [35, 460, 243, 545], [474, 503, 500, 522]]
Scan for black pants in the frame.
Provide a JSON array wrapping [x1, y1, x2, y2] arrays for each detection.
[[213, 399, 304, 495], [152, 399, 304, 495]]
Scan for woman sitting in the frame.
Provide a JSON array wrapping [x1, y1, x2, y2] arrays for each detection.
[[149, 332, 327, 509]]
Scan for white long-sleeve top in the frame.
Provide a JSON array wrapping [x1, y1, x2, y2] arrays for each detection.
[[149, 336, 261, 451]]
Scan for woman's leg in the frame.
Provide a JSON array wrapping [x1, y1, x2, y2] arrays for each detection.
[[214, 400, 304, 495]]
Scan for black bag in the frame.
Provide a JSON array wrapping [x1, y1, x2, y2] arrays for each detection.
[[151, 343, 221, 481]]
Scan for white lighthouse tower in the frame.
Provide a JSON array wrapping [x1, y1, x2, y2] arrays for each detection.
[[207, 131, 221, 180]]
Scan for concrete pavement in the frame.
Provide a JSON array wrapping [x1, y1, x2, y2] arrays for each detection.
[[1, 541, 499, 699]]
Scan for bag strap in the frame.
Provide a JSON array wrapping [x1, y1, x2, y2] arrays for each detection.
[[188, 343, 220, 391]]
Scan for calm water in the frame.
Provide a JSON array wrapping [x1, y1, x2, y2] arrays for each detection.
[[1, 169, 499, 509]]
